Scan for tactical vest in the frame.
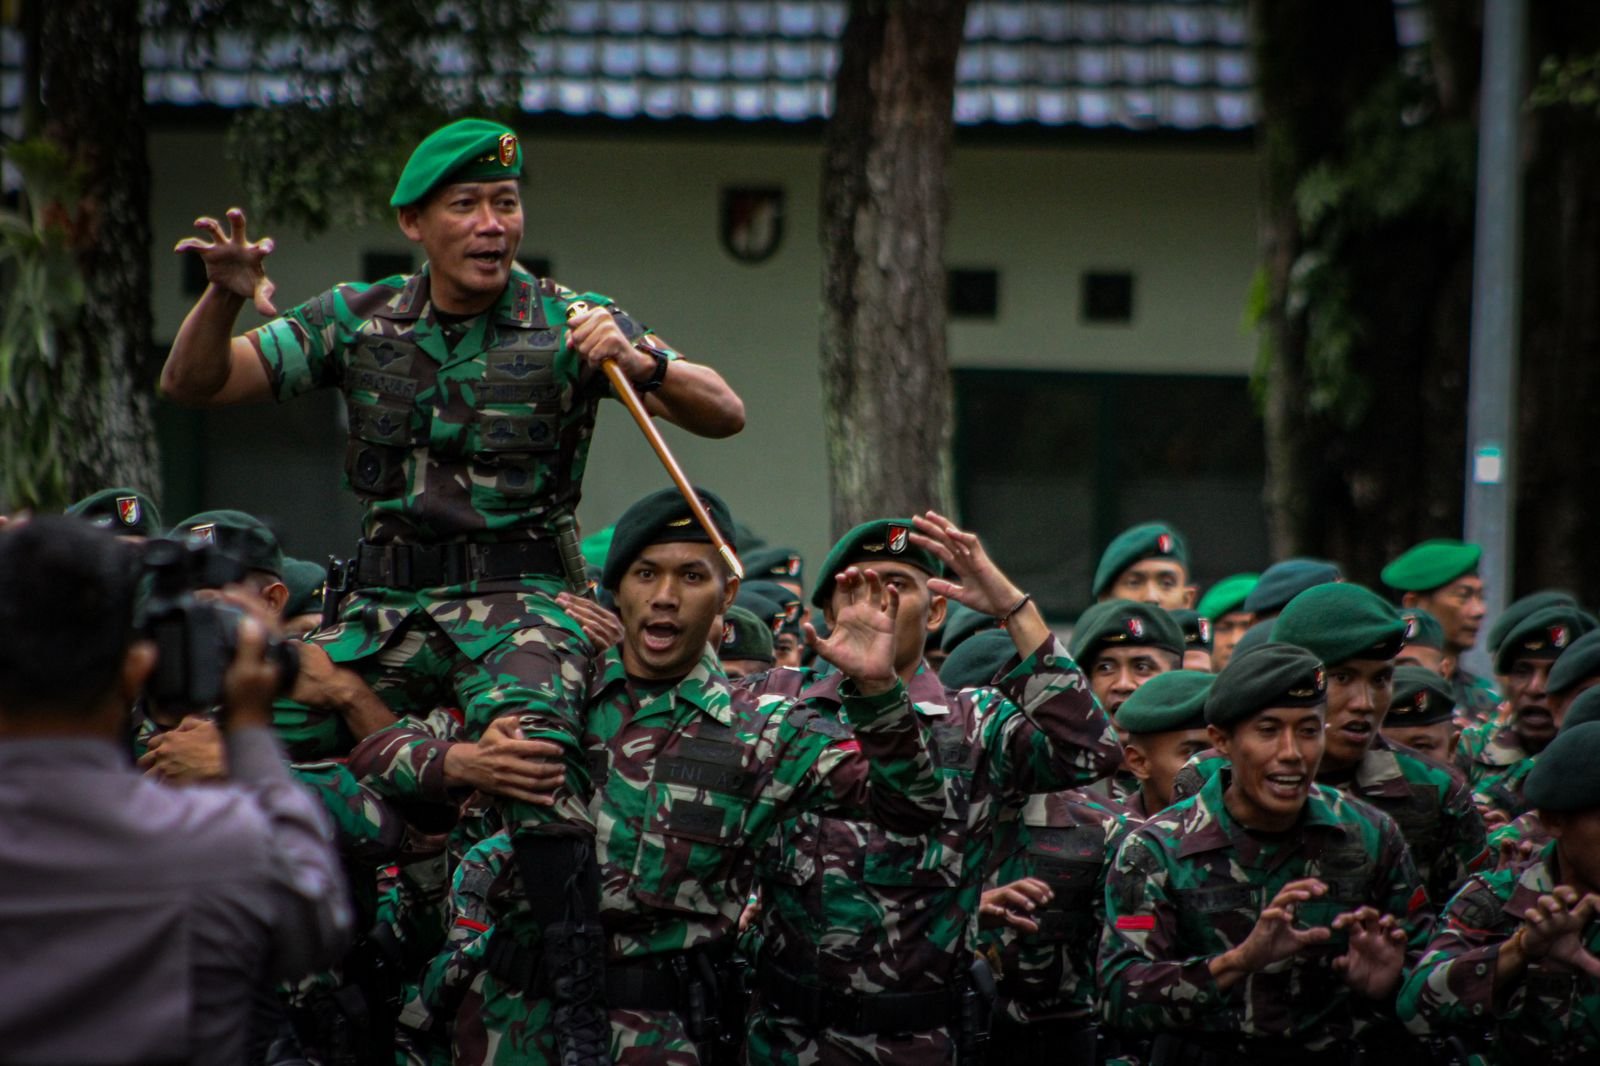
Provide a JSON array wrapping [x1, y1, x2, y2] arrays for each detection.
[[339, 273, 580, 519]]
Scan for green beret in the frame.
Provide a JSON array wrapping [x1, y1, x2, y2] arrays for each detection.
[[1197, 573, 1258, 620], [938, 629, 1016, 691], [390, 118, 523, 208], [600, 486, 735, 591], [1243, 558, 1342, 617], [733, 521, 768, 553], [1272, 583, 1405, 666], [1069, 600, 1185, 663], [66, 487, 163, 538], [1205, 642, 1327, 728], [742, 579, 804, 636], [173, 509, 284, 577], [718, 606, 775, 665], [580, 525, 615, 569], [1380, 539, 1481, 593], [941, 602, 994, 654], [1092, 522, 1189, 599], [811, 518, 944, 609], [282, 557, 327, 618], [1525, 721, 1600, 812], [1398, 608, 1445, 651], [744, 547, 805, 588], [1549, 628, 1600, 696], [1118, 670, 1215, 735], [1232, 618, 1276, 660], [1486, 590, 1579, 658], [1386, 665, 1455, 727], [1171, 609, 1213, 652], [734, 588, 785, 635], [1559, 686, 1600, 733], [1495, 604, 1600, 674]]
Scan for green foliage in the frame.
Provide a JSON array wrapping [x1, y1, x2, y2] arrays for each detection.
[[141, 0, 552, 235], [1250, 68, 1476, 428], [0, 140, 88, 509], [1531, 52, 1600, 118]]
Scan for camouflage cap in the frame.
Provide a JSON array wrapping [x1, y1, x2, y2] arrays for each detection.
[[743, 546, 805, 588], [1549, 628, 1600, 696], [938, 628, 1016, 691], [65, 487, 163, 538], [1091, 521, 1189, 599], [1386, 665, 1456, 727], [173, 509, 284, 577], [1525, 721, 1600, 812], [1494, 604, 1600, 675], [1272, 583, 1405, 666], [1205, 642, 1327, 728], [1068, 600, 1184, 664], [718, 605, 775, 665], [391, 118, 523, 208], [1243, 558, 1342, 617], [600, 486, 735, 590], [1486, 590, 1580, 658], [1171, 608, 1213, 652], [1380, 539, 1481, 593], [940, 601, 995, 654], [1559, 685, 1600, 733], [1117, 670, 1214, 735], [282, 557, 327, 618], [1398, 607, 1445, 651], [1197, 572, 1258, 620], [811, 518, 944, 609]]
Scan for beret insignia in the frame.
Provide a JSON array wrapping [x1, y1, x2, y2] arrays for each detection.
[[497, 132, 518, 166], [1126, 617, 1145, 639], [116, 495, 141, 527], [1157, 533, 1174, 555], [887, 525, 909, 554], [1552, 625, 1570, 649], [189, 523, 216, 545], [1198, 618, 1212, 644]]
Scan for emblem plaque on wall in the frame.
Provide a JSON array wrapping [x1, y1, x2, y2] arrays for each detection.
[[720, 186, 785, 264]]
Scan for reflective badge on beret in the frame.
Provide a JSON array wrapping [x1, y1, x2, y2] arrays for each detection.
[[189, 523, 216, 545], [1288, 667, 1327, 701], [1127, 617, 1145, 639], [1157, 534, 1174, 555], [497, 132, 517, 167], [887, 525, 909, 554], [668, 517, 693, 528], [721, 622, 736, 648], [116, 495, 141, 528], [1404, 615, 1419, 641], [1198, 618, 1212, 644], [1552, 625, 1571, 649], [786, 555, 802, 577]]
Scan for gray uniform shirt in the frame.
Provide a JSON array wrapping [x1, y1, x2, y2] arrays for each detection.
[[0, 728, 351, 1065]]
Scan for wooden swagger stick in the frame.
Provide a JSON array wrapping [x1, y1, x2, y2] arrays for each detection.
[[566, 303, 744, 580]]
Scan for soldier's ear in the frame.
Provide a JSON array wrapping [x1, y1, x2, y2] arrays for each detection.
[[1206, 723, 1230, 758], [261, 580, 290, 619], [119, 640, 158, 707], [1123, 740, 1152, 783], [1400, 591, 1424, 610], [925, 591, 948, 633], [397, 205, 425, 242], [1182, 585, 1198, 609], [720, 575, 740, 615]]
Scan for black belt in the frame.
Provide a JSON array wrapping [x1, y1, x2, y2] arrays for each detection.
[[756, 958, 954, 1036], [485, 935, 716, 1014], [353, 539, 562, 589]]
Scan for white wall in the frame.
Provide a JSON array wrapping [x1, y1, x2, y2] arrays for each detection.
[[148, 126, 1258, 574]]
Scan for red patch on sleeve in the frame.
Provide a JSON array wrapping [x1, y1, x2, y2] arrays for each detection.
[[1407, 887, 1429, 915], [454, 918, 490, 933], [831, 739, 862, 754], [1115, 915, 1156, 931], [1467, 847, 1490, 871]]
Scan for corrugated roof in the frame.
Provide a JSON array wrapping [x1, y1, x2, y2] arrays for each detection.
[[1, 0, 1433, 140]]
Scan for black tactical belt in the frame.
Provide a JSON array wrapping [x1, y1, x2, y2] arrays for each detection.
[[485, 937, 718, 1014], [756, 958, 954, 1036], [353, 538, 563, 589]]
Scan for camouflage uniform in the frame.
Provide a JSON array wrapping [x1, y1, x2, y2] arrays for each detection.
[[1171, 735, 1487, 909], [1450, 669, 1503, 730], [1100, 769, 1429, 1057], [1454, 718, 1531, 797], [357, 646, 947, 1065], [979, 789, 1128, 1059], [1471, 756, 1534, 823], [742, 638, 1121, 1065], [1398, 841, 1600, 1061]]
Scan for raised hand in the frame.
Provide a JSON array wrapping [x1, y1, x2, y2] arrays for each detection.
[[1521, 887, 1600, 979], [1333, 906, 1409, 999], [803, 566, 899, 695], [1225, 878, 1333, 975], [175, 207, 278, 316], [910, 512, 1022, 618], [979, 877, 1055, 933]]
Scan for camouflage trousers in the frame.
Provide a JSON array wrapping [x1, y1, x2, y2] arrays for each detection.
[[744, 1008, 958, 1065], [453, 983, 710, 1066]]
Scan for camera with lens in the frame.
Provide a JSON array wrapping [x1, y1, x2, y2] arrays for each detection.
[[138, 538, 301, 713]]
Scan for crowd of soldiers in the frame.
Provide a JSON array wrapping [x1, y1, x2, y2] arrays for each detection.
[[4, 117, 1598, 1066]]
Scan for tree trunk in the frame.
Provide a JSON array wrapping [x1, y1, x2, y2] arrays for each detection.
[[819, 0, 968, 537], [37, 0, 160, 503]]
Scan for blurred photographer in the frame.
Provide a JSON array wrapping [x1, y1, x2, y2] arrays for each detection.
[[0, 517, 351, 1065]]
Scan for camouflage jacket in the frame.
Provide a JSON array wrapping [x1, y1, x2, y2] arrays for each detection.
[[1450, 669, 1504, 730], [1455, 719, 1531, 793], [1171, 737, 1487, 908], [749, 638, 1120, 996], [1100, 769, 1428, 1050], [251, 264, 680, 547], [981, 789, 1128, 1024], [1472, 755, 1534, 822], [1398, 842, 1600, 1061]]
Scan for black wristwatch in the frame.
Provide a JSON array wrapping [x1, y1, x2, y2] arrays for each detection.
[[633, 343, 671, 393]]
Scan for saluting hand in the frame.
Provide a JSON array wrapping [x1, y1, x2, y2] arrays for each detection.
[[1333, 906, 1409, 999], [804, 566, 899, 695], [175, 207, 278, 316]]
